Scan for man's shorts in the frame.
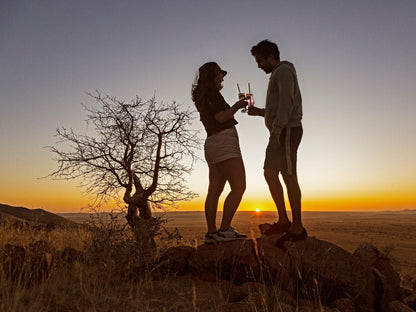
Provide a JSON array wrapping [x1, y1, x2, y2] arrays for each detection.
[[264, 126, 303, 174]]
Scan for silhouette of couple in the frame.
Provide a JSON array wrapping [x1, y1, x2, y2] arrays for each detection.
[[192, 40, 307, 247]]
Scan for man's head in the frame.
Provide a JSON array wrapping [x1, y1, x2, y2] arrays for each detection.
[[251, 40, 280, 74]]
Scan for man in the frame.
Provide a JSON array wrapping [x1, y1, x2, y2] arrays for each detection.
[[248, 39, 307, 247]]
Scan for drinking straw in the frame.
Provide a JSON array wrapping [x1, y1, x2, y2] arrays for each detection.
[[237, 83, 241, 93], [248, 83, 251, 94]]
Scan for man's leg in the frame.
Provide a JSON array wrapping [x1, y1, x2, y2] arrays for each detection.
[[205, 164, 226, 233], [216, 157, 246, 231], [282, 173, 303, 234], [264, 168, 290, 224]]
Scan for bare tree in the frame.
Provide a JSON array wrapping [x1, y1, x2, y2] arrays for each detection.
[[49, 91, 200, 225]]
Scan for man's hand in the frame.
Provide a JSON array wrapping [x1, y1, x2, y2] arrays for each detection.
[[248, 106, 264, 116]]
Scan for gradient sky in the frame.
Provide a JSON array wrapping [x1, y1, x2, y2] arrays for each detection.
[[1, 0, 415, 213]]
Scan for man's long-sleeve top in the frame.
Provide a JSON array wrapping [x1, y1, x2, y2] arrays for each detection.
[[264, 61, 303, 137]]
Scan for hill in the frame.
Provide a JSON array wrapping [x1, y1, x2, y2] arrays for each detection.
[[0, 203, 77, 227]]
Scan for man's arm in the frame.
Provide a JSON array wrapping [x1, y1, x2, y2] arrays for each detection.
[[271, 67, 295, 137], [247, 106, 265, 117]]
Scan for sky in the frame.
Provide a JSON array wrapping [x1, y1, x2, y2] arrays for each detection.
[[1, 0, 415, 213]]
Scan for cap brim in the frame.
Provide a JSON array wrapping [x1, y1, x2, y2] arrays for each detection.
[[221, 70, 227, 77]]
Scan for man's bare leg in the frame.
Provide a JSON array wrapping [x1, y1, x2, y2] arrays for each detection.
[[264, 169, 290, 224], [282, 173, 303, 234]]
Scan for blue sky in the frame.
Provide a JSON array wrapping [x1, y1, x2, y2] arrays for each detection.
[[1, 0, 415, 212]]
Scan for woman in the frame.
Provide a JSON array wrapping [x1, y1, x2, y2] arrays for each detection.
[[192, 62, 248, 244]]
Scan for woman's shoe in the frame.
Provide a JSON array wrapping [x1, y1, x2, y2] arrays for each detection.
[[204, 232, 224, 244], [217, 227, 247, 241]]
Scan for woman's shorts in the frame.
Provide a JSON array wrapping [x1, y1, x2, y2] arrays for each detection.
[[264, 126, 302, 174], [204, 126, 242, 166]]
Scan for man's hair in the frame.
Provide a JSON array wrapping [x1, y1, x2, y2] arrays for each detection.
[[251, 39, 280, 61]]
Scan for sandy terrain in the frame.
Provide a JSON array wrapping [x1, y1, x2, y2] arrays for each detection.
[[61, 210, 416, 277]]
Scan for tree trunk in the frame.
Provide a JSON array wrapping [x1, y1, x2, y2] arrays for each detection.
[[138, 200, 152, 219], [125, 199, 155, 256]]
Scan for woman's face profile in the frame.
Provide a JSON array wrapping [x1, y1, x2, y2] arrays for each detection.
[[214, 72, 224, 90]]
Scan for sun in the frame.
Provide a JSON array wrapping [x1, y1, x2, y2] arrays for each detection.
[[255, 208, 261, 213]]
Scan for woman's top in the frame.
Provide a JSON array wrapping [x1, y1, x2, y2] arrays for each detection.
[[197, 88, 237, 137]]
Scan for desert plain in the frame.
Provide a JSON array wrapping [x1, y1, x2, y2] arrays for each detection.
[[62, 209, 416, 276]]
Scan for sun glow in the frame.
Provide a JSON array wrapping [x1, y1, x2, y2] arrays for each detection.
[[255, 208, 261, 213]]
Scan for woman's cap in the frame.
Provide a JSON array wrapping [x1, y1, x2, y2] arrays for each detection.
[[198, 62, 227, 78]]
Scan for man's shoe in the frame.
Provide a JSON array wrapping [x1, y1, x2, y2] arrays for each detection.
[[262, 222, 292, 235], [217, 227, 247, 241], [275, 228, 308, 249], [204, 232, 224, 244]]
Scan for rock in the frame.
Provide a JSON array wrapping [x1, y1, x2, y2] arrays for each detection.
[[156, 245, 196, 275], [256, 236, 295, 289], [388, 300, 415, 312], [259, 223, 272, 235], [284, 237, 374, 311], [353, 244, 402, 303], [173, 236, 404, 312], [330, 298, 355, 312], [189, 239, 260, 284]]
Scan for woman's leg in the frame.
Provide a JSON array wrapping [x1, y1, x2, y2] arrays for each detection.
[[216, 157, 246, 231], [205, 164, 227, 233]]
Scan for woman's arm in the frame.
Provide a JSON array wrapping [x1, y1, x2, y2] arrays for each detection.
[[214, 99, 247, 123]]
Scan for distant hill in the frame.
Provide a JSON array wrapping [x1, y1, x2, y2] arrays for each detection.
[[0, 203, 77, 227]]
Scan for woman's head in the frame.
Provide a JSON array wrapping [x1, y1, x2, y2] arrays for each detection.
[[192, 62, 227, 105], [198, 62, 227, 87]]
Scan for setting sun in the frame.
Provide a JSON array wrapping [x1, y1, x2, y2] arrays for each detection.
[[255, 208, 261, 213]]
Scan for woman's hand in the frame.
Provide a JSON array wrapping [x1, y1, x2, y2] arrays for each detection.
[[233, 99, 248, 110]]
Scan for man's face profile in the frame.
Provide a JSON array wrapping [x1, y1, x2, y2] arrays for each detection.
[[255, 54, 275, 74]]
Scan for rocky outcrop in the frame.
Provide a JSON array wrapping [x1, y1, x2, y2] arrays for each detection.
[[157, 234, 411, 312], [353, 243, 403, 306], [189, 240, 260, 284]]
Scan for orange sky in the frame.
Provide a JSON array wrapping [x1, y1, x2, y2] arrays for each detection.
[[1, 179, 414, 213], [1, 1, 415, 214]]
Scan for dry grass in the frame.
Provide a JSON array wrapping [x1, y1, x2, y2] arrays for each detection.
[[2, 210, 416, 311], [0, 218, 274, 312]]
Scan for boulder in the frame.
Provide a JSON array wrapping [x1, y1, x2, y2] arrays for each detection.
[[256, 235, 295, 288], [284, 237, 374, 311], [164, 236, 405, 312], [189, 239, 260, 284], [353, 244, 402, 302], [156, 245, 196, 275]]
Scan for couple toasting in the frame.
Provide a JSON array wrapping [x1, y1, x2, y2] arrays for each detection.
[[191, 40, 306, 247]]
